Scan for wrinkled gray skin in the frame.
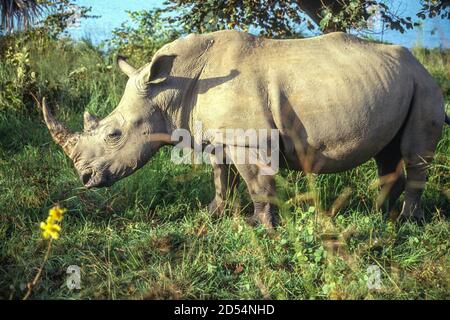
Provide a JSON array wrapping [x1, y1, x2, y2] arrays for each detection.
[[43, 30, 448, 229]]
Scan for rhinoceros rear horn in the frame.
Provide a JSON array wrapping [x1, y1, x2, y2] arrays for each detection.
[[42, 98, 80, 158], [117, 55, 137, 77], [83, 111, 99, 131]]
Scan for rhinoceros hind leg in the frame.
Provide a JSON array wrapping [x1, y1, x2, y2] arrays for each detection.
[[398, 87, 443, 222], [374, 136, 405, 214], [208, 154, 240, 216], [398, 159, 428, 222]]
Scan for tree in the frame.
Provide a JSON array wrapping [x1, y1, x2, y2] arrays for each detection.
[[0, 0, 46, 34], [162, 0, 450, 38], [1, 0, 95, 37], [40, 0, 96, 39]]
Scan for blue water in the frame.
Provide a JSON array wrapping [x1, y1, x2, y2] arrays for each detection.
[[69, 0, 450, 48]]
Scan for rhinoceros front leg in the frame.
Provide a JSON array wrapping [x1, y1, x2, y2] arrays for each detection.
[[232, 162, 278, 229], [208, 153, 240, 216], [224, 145, 277, 229]]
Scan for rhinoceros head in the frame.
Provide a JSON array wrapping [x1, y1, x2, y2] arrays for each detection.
[[43, 55, 175, 188]]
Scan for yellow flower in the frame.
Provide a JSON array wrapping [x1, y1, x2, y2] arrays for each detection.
[[48, 206, 66, 222], [40, 205, 67, 240], [40, 221, 61, 240]]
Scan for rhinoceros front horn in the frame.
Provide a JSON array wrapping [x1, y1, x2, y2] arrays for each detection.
[[42, 97, 80, 158]]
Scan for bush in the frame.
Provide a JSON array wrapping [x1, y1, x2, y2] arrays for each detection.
[[106, 9, 181, 66], [0, 9, 179, 115], [412, 46, 450, 101], [0, 38, 36, 111], [0, 32, 119, 115]]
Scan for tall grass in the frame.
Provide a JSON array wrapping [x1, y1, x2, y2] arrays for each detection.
[[0, 35, 448, 299]]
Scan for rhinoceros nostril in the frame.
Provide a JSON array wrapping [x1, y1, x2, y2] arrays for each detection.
[[81, 171, 92, 185]]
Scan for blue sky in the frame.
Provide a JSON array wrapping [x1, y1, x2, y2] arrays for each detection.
[[69, 0, 450, 48]]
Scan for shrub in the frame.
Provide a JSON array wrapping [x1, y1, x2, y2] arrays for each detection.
[[106, 9, 181, 66], [412, 46, 450, 101]]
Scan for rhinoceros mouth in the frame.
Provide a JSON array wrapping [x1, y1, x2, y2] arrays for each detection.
[[82, 170, 111, 189]]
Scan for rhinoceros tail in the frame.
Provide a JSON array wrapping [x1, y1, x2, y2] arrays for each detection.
[[446, 114, 450, 125]]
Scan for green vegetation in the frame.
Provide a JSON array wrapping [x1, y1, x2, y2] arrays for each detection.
[[0, 13, 449, 299], [162, 0, 450, 36]]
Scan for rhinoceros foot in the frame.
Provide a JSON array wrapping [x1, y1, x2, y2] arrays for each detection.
[[398, 203, 425, 224]]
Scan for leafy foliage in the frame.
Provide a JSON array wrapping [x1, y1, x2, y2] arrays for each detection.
[[412, 46, 450, 99], [39, 0, 97, 39], [162, 0, 450, 37], [417, 0, 450, 19], [106, 9, 181, 65], [0, 37, 36, 110], [163, 0, 307, 38], [0, 8, 176, 113], [0, 33, 117, 113]]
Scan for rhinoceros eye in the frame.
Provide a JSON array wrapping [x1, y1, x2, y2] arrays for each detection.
[[105, 128, 122, 142]]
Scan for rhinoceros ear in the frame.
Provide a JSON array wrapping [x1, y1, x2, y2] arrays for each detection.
[[117, 55, 137, 77], [142, 54, 177, 86], [83, 111, 99, 131]]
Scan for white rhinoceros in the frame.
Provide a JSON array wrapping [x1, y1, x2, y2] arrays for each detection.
[[43, 31, 449, 228]]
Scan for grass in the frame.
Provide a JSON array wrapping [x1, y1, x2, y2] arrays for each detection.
[[0, 36, 449, 300]]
